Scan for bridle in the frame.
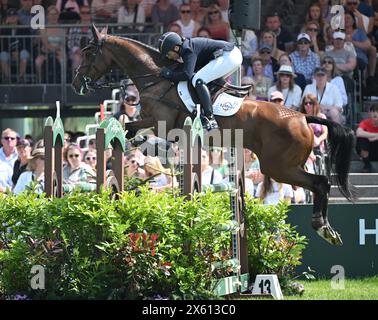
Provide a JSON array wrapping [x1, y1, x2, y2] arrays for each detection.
[[75, 36, 178, 101]]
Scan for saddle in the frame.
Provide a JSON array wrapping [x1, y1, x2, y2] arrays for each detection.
[[188, 78, 252, 105]]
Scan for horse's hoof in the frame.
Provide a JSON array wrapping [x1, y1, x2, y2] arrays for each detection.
[[316, 225, 343, 246], [312, 216, 324, 230]]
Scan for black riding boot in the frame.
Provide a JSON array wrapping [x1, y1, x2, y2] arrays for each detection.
[[195, 79, 219, 131]]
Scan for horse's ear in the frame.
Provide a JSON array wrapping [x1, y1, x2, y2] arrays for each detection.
[[91, 24, 101, 42], [100, 25, 108, 37]]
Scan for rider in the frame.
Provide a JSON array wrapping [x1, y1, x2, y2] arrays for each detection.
[[158, 32, 243, 131]]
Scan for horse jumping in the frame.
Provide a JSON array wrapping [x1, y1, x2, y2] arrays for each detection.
[[72, 26, 356, 246]]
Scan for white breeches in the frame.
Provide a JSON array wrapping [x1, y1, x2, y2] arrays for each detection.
[[191, 46, 243, 86]]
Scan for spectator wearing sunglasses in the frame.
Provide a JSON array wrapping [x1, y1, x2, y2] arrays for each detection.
[[290, 33, 320, 83], [84, 150, 97, 171], [12, 138, 32, 186], [13, 147, 45, 195], [63, 143, 96, 185], [303, 20, 326, 57], [321, 56, 348, 106], [0, 128, 19, 192], [174, 3, 200, 38], [203, 3, 230, 41], [126, 153, 145, 178], [344, 0, 373, 34]]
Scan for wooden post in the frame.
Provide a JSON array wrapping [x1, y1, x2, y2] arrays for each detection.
[[112, 139, 124, 193], [96, 127, 106, 193], [44, 124, 54, 197]]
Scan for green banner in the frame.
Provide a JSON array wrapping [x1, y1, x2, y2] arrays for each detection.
[[287, 204, 378, 278]]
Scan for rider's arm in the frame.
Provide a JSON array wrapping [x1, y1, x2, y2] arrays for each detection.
[[164, 51, 197, 82]]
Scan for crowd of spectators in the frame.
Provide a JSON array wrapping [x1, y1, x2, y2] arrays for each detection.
[[0, 0, 377, 96]]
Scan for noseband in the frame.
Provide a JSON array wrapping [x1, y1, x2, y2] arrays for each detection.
[[75, 39, 118, 91]]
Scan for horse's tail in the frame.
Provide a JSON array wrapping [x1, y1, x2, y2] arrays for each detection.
[[305, 115, 357, 201]]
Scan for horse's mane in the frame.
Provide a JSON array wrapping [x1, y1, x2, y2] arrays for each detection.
[[106, 35, 166, 70]]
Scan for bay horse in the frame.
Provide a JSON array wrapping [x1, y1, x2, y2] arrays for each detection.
[[72, 26, 356, 246]]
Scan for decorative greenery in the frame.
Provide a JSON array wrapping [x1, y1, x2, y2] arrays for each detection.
[[0, 189, 307, 299], [244, 196, 308, 294]]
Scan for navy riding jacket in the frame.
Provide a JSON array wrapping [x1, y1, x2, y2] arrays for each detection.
[[164, 37, 234, 83]]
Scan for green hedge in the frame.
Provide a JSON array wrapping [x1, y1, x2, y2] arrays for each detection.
[[0, 190, 307, 300]]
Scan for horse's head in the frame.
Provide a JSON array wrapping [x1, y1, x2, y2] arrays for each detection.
[[72, 25, 112, 95]]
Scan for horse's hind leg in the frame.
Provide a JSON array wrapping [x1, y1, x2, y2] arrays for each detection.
[[270, 166, 342, 246]]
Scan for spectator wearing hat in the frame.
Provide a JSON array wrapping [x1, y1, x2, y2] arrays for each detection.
[[114, 78, 142, 123], [278, 53, 307, 91], [12, 138, 32, 186], [264, 12, 294, 52], [13, 147, 45, 195], [268, 65, 303, 110], [326, 31, 357, 78], [356, 104, 378, 173], [303, 67, 343, 124], [0, 128, 19, 191], [289, 33, 320, 83], [269, 91, 285, 107], [0, 8, 32, 82]]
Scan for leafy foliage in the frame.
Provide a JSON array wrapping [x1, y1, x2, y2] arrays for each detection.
[[244, 196, 308, 294], [0, 190, 307, 299]]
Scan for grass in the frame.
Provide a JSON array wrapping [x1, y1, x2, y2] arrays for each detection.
[[285, 277, 378, 300]]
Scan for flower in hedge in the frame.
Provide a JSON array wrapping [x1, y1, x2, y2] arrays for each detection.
[[12, 294, 30, 300]]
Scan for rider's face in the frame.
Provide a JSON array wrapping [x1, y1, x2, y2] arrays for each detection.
[[166, 50, 180, 61]]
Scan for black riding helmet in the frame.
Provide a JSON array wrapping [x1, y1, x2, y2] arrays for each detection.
[[158, 32, 184, 57]]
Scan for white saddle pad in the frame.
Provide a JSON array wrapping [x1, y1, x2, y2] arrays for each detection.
[[177, 81, 245, 117]]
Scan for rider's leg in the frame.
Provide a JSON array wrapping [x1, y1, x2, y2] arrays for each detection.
[[194, 78, 219, 130], [192, 47, 242, 130]]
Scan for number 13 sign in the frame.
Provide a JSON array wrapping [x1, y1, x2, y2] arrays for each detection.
[[251, 275, 283, 300]]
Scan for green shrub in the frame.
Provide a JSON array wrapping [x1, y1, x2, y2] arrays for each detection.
[[244, 196, 308, 293], [0, 190, 307, 299], [0, 188, 233, 299]]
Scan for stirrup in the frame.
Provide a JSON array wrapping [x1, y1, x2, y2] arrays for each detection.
[[201, 115, 219, 131]]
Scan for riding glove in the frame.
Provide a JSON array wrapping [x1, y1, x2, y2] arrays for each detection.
[[159, 67, 172, 79]]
